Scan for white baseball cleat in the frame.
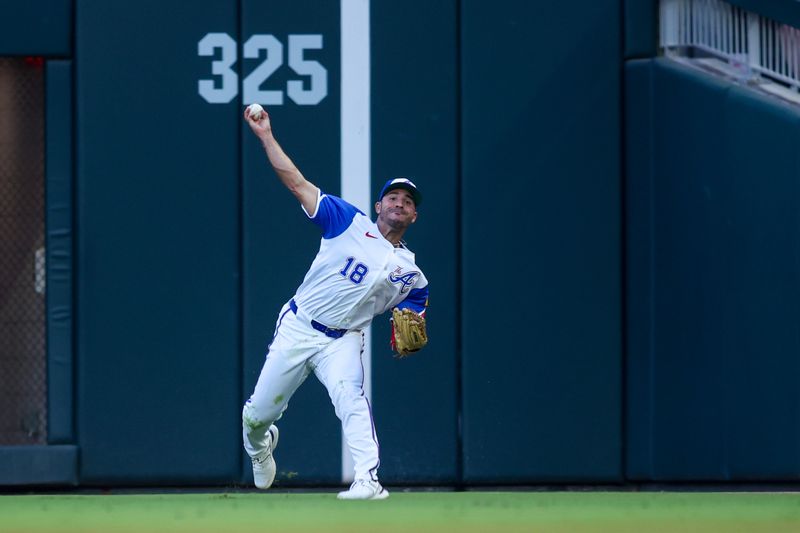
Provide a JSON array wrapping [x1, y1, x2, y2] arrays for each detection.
[[252, 425, 279, 490], [337, 479, 390, 500]]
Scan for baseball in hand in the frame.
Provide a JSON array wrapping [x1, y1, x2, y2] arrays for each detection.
[[247, 103, 264, 120]]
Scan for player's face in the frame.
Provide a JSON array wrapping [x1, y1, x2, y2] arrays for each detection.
[[375, 189, 417, 229]]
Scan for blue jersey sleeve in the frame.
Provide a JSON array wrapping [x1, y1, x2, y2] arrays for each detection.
[[308, 193, 364, 239], [397, 286, 429, 316]]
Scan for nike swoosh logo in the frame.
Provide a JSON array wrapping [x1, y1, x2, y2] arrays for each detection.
[[365, 232, 378, 239]]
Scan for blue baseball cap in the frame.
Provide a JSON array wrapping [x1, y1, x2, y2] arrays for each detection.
[[378, 177, 422, 207]]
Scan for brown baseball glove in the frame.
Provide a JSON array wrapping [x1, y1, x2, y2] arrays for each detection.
[[391, 308, 428, 357]]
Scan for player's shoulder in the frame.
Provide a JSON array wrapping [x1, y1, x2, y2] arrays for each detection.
[[319, 192, 364, 215], [311, 192, 368, 239]]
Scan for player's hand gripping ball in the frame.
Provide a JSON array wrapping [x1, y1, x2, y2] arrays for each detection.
[[247, 103, 264, 121], [391, 308, 428, 357]]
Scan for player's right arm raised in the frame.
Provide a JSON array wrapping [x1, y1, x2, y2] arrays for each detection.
[[244, 106, 318, 214]]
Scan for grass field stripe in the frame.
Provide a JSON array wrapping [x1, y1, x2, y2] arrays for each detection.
[[3, 492, 800, 532], [340, 0, 371, 484]]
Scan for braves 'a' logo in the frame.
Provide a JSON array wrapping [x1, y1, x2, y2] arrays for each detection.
[[388, 269, 420, 294]]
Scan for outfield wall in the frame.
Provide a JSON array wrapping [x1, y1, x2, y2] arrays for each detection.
[[2, 0, 800, 487], [460, 0, 622, 483], [625, 58, 800, 481]]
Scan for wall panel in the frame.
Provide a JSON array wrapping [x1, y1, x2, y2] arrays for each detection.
[[46, 59, 74, 445], [625, 0, 657, 58], [625, 58, 800, 480], [76, 0, 240, 483], [0, 0, 71, 56], [461, 0, 623, 483]]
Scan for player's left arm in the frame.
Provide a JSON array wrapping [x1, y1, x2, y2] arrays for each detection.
[[396, 285, 429, 316]]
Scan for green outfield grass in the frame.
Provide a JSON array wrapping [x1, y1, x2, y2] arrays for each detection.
[[2, 491, 800, 533]]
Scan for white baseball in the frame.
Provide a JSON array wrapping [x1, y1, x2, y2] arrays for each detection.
[[247, 103, 264, 120]]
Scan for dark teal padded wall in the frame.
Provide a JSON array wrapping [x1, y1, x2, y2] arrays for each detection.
[[625, 58, 800, 480], [76, 0, 241, 483], [461, 0, 622, 482], [0, 0, 71, 56], [623, 59, 655, 479], [241, 0, 342, 485], [371, 0, 459, 484], [46, 60, 74, 444], [624, 0, 657, 58]]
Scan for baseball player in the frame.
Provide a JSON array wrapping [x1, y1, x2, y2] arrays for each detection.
[[242, 105, 429, 500]]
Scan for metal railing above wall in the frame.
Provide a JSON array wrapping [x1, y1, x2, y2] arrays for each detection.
[[661, 0, 800, 102]]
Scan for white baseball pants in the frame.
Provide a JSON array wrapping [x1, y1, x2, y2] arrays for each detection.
[[242, 301, 381, 482]]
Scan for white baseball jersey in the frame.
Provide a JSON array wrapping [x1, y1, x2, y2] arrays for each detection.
[[291, 189, 429, 332]]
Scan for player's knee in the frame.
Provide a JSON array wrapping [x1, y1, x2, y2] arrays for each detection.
[[242, 398, 275, 431], [330, 380, 364, 411]]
